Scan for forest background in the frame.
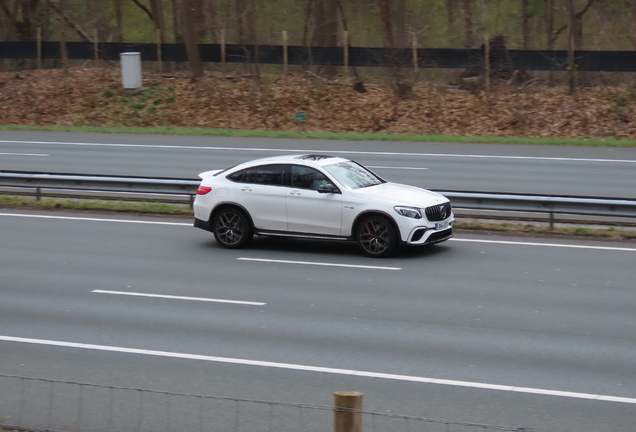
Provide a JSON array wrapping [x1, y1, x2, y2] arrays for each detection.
[[2, 0, 636, 140]]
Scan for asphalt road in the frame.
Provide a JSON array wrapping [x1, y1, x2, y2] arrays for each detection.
[[2, 130, 636, 198], [1, 210, 635, 432]]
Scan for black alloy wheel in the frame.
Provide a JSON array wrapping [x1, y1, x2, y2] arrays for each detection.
[[212, 208, 253, 249], [356, 215, 398, 257]]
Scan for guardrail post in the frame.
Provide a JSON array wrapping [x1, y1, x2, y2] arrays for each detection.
[[334, 391, 362, 432], [36, 187, 41, 201], [549, 212, 554, 229]]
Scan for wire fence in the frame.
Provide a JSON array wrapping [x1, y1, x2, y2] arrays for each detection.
[[0, 374, 532, 432], [1, 41, 636, 72]]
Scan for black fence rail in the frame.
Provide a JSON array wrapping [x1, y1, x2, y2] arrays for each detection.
[[2, 41, 636, 72], [0, 374, 531, 432]]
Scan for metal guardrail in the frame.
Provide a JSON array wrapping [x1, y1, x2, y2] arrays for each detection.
[[2, 171, 636, 222]]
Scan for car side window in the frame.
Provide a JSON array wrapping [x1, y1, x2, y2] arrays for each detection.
[[227, 167, 254, 183], [254, 164, 284, 186], [227, 165, 284, 186], [291, 165, 331, 191]]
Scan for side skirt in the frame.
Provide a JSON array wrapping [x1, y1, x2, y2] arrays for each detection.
[[255, 229, 351, 242]]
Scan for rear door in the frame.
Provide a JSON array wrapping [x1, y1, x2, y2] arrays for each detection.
[[228, 164, 288, 231]]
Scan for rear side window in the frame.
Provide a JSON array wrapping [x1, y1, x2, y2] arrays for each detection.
[[227, 165, 284, 186]]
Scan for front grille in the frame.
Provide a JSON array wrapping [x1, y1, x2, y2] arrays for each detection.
[[425, 202, 452, 222]]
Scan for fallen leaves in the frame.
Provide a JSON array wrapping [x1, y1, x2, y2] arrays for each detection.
[[1, 67, 635, 140]]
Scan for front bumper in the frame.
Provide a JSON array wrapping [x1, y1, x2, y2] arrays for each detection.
[[403, 217, 454, 245]]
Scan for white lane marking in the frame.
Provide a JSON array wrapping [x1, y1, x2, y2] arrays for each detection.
[[1, 140, 635, 164], [92, 290, 265, 306], [0, 152, 49, 157], [367, 166, 429, 171], [238, 257, 401, 271], [1, 213, 634, 253], [0, 213, 191, 226], [451, 238, 636, 252], [0, 335, 633, 405]]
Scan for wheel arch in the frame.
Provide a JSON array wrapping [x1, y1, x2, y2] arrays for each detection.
[[351, 210, 402, 242], [210, 203, 255, 231]]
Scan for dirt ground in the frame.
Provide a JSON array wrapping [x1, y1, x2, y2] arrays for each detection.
[[1, 67, 636, 140]]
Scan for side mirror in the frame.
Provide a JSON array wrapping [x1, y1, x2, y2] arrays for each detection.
[[317, 184, 340, 194]]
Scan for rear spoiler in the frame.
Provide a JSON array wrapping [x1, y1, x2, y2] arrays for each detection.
[[198, 169, 223, 179]]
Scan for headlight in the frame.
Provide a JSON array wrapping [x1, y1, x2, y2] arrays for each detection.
[[394, 206, 422, 219]]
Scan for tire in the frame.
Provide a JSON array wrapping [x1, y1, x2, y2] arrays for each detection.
[[212, 208, 253, 249], [356, 215, 398, 258]]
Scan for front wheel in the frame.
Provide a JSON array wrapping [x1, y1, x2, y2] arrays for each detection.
[[212, 208, 253, 249], [356, 215, 398, 258]]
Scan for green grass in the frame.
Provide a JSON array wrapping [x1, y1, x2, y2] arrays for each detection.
[[0, 195, 192, 215], [2, 124, 636, 147]]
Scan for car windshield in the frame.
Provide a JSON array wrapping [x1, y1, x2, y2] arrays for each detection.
[[323, 160, 385, 189]]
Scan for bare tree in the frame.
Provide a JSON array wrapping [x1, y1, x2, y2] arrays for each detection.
[[446, 0, 457, 29], [149, 0, 167, 43], [181, 0, 203, 77], [114, 0, 123, 42], [522, 0, 530, 49], [463, 0, 473, 48]]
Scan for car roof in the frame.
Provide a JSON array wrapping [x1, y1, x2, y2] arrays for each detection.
[[234, 154, 350, 169]]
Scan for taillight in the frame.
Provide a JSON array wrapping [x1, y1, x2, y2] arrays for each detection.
[[197, 186, 213, 195]]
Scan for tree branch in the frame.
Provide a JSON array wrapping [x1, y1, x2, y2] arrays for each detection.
[[131, 0, 153, 21], [550, 0, 595, 46], [0, 0, 12, 20], [46, 0, 94, 43]]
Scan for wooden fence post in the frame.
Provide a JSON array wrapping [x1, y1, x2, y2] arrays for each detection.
[[94, 29, 100, 68], [343, 30, 349, 76], [282, 30, 288, 75], [156, 29, 163, 74], [220, 28, 226, 72], [484, 34, 490, 92], [334, 392, 362, 432], [412, 32, 418, 74], [60, 31, 68, 75], [37, 27, 42, 70]]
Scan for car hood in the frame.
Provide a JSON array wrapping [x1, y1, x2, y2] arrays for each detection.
[[349, 182, 449, 207]]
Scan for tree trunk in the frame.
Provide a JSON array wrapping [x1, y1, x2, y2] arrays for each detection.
[[545, 0, 555, 86], [114, 0, 123, 42], [463, 0, 473, 48], [567, 0, 576, 95], [521, 0, 529, 49], [172, 0, 182, 43], [446, 0, 456, 29], [149, 0, 166, 43], [181, 0, 203, 77], [379, 0, 394, 47], [206, 0, 220, 42]]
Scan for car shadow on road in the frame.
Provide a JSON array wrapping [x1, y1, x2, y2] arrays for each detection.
[[198, 235, 452, 260]]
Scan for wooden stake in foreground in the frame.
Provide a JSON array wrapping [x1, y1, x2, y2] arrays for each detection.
[[334, 392, 362, 432]]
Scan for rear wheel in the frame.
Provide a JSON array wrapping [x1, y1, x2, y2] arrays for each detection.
[[356, 215, 398, 258], [212, 208, 253, 249]]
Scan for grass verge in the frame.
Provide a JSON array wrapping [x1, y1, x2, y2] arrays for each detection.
[[0, 195, 192, 216], [3, 195, 636, 241], [2, 124, 636, 147]]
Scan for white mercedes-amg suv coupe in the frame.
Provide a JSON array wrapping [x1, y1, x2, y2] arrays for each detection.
[[193, 154, 453, 257]]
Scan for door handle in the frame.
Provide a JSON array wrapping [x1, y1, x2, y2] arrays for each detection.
[[241, 187, 253, 192], [289, 192, 301, 196]]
